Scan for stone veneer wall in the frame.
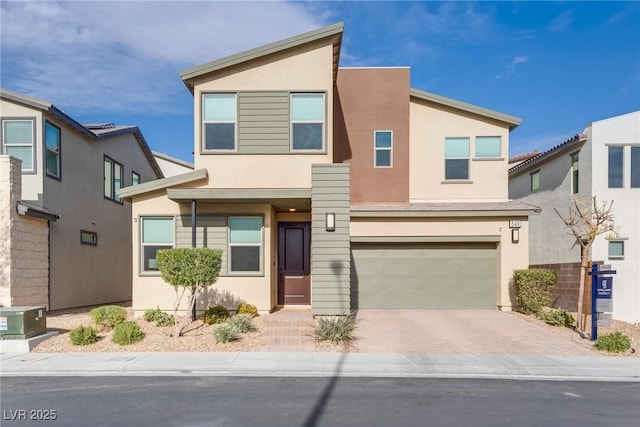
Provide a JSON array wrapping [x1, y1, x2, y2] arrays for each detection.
[[530, 262, 596, 312], [0, 155, 49, 308]]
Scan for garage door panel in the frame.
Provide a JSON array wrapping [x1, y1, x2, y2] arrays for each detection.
[[351, 243, 497, 309]]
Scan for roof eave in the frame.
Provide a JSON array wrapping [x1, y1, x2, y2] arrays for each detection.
[[409, 88, 522, 130], [117, 168, 208, 200], [180, 22, 344, 93]]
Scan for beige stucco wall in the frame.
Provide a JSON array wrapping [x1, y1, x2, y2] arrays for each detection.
[[409, 99, 511, 202], [350, 215, 530, 310], [191, 41, 335, 189], [1, 99, 44, 202], [0, 156, 49, 308], [130, 190, 304, 316]]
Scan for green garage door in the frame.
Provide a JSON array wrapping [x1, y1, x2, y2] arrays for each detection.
[[351, 242, 498, 309]]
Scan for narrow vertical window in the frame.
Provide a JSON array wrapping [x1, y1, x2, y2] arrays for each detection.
[[291, 93, 325, 151], [608, 146, 624, 188], [45, 121, 61, 179], [132, 171, 140, 186], [444, 137, 470, 180], [571, 152, 579, 194], [631, 147, 640, 188], [202, 93, 236, 151], [374, 131, 392, 167], [530, 170, 540, 191], [228, 217, 263, 273], [1, 119, 35, 172], [103, 155, 123, 203], [104, 157, 113, 199], [141, 217, 174, 272]]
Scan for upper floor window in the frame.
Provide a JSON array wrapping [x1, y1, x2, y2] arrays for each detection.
[[132, 171, 140, 186], [203, 93, 236, 151], [374, 131, 392, 167], [141, 217, 174, 273], [1, 118, 35, 172], [104, 155, 123, 203], [571, 151, 579, 194], [444, 137, 469, 180], [530, 170, 540, 191], [608, 240, 624, 260], [475, 136, 501, 158], [291, 93, 324, 151], [228, 216, 263, 274], [45, 121, 61, 179], [608, 146, 623, 188], [631, 147, 639, 188]]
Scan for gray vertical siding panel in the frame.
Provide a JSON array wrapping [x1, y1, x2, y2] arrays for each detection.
[[238, 92, 290, 153], [311, 163, 351, 315], [177, 215, 228, 275]]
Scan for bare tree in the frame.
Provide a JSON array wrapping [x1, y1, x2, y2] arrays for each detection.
[[554, 196, 615, 332]]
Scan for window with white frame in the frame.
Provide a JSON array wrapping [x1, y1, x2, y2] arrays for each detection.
[[530, 170, 540, 191], [291, 93, 324, 151], [571, 151, 579, 194], [203, 93, 236, 151], [104, 155, 123, 203], [45, 121, 61, 179], [374, 131, 392, 167], [444, 137, 470, 180], [631, 147, 640, 188], [608, 240, 624, 259], [475, 136, 501, 158], [228, 216, 262, 274], [1, 118, 35, 172], [608, 146, 624, 188], [141, 217, 174, 272]]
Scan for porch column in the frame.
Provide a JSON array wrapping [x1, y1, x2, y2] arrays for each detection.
[[191, 199, 197, 320]]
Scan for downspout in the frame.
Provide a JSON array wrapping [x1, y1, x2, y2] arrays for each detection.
[[191, 199, 197, 321]]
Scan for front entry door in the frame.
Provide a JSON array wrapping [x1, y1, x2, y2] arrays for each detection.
[[278, 222, 311, 305]]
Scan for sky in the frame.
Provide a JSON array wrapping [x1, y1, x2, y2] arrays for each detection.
[[1, 1, 639, 163]]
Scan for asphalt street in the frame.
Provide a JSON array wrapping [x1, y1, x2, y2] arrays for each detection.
[[2, 376, 639, 427]]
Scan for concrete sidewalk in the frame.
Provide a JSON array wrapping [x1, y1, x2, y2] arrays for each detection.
[[1, 351, 639, 381]]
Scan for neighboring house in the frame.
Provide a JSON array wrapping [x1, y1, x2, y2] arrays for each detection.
[[119, 23, 539, 316], [153, 151, 194, 177], [0, 89, 163, 310], [509, 111, 640, 324]]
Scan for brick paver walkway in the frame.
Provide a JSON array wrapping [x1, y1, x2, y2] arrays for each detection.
[[260, 308, 315, 352]]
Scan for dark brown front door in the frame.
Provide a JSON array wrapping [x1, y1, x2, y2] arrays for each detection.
[[278, 222, 311, 305]]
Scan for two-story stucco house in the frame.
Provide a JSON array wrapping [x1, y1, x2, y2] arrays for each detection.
[[509, 111, 639, 324], [119, 23, 538, 317], [0, 89, 163, 310]]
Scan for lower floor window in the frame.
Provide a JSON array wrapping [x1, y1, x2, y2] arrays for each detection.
[[141, 217, 174, 272], [608, 240, 624, 259], [228, 216, 262, 273]]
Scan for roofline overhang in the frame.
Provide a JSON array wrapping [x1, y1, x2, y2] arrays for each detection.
[[16, 201, 60, 222], [152, 151, 194, 170], [180, 22, 344, 93], [509, 134, 586, 176], [166, 188, 312, 201], [409, 88, 522, 130], [118, 168, 208, 200], [350, 208, 540, 218]]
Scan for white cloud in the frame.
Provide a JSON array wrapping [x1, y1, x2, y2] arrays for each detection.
[[0, 0, 324, 115], [549, 10, 574, 32], [493, 56, 529, 81]]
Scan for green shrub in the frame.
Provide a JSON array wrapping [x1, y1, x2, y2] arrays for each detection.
[[69, 325, 99, 346], [538, 308, 575, 327], [513, 269, 557, 314], [214, 323, 237, 343], [227, 314, 256, 333], [314, 316, 357, 344], [143, 307, 174, 327], [595, 332, 632, 353], [202, 305, 230, 325], [236, 303, 259, 318], [111, 321, 145, 346], [90, 305, 127, 329]]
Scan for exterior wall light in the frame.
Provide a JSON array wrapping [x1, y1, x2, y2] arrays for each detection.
[[326, 212, 336, 232], [511, 228, 519, 244]]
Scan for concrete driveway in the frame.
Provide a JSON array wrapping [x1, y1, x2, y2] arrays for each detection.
[[352, 310, 594, 355]]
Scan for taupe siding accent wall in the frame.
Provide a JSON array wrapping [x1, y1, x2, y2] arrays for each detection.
[[177, 215, 228, 275], [238, 91, 290, 153], [311, 163, 351, 315]]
